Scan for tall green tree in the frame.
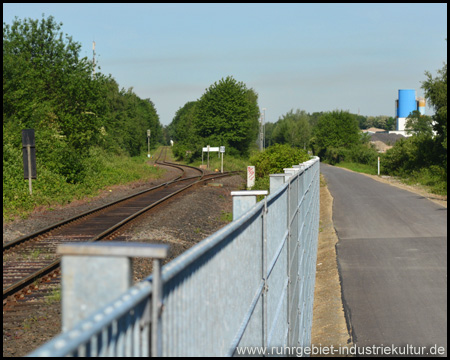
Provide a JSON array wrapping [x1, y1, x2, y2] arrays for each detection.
[[3, 15, 106, 150], [119, 88, 162, 156], [271, 109, 311, 149], [3, 14, 163, 182], [3, 15, 111, 183], [405, 110, 434, 137], [194, 76, 260, 156], [263, 121, 276, 148], [312, 110, 360, 156], [422, 60, 447, 172], [167, 101, 198, 144]]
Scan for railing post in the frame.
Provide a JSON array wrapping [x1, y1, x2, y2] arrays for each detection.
[[231, 190, 268, 220], [284, 167, 300, 175], [58, 242, 169, 355], [152, 256, 164, 357], [231, 189, 269, 351], [269, 174, 290, 194]]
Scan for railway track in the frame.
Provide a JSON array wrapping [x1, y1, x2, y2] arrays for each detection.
[[3, 147, 240, 304]]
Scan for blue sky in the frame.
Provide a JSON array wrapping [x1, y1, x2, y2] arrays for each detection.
[[3, 3, 447, 126]]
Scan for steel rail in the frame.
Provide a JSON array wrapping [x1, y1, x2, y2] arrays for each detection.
[[3, 147, 197, 300], [3, 150, 197, 253], [3, 162, 239, 301]]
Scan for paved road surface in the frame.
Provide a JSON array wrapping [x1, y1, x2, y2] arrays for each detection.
[[320, 164, 447, 356]]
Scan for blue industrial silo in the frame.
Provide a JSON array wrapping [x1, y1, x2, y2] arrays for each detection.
[[396, 89, 417, 132], [397, 89, 417, 118]]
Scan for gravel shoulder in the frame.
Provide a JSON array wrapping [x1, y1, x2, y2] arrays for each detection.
[[311, 175, 353, 355]]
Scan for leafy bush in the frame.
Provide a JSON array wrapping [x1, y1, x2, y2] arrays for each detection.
[[381, 135, 437, 175], [3, 145, 163, 221], [323, 147, 345, 165], [411, 165, 447, 195], [349, 144, 377, 164], [381, 135, 446, 195], [381, 139, 414, 175], [172, 142, 202, 162], [323, 144, 378, 165], [248, 144, 311, 191]]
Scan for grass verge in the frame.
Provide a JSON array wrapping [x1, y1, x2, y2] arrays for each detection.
[[334, 161, 378, 175], [332, 161, 446, 196], [3, 147, 165, 222], [188, 153, 249, 174]]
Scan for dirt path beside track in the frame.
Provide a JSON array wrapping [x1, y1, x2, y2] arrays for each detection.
[[311, 175, 353, 356]]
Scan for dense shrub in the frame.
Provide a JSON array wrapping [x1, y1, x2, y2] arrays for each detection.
[[381, 135, 446, 195], [3, 144, 163, 221], [382, 135, 437, 174], [324, 144, 378, 165], [249, 144, 311, 191]]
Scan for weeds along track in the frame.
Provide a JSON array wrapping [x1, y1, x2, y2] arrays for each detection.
[[3, 146, 239, 305]]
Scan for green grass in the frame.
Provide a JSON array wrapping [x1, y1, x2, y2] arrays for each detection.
[[332, 161, 446, 196], [334, 161, 378, 175], [3, 146, 166, 222], [189, 153, 249, 174], [44, 287, 61, 305], [396, 166, 447, 196], [220, 211, 233, 223]]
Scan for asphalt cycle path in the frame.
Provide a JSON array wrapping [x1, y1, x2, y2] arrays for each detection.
[[320, 163, 447, 357]]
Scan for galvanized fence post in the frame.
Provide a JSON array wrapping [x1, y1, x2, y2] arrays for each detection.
[[269, 174, 288, 194], [57, 242, 168, 355], [283, 167, 300, 345], [151, 257, 163, 357], [231, 190, 268, 221], [231, 189, 269, 349]]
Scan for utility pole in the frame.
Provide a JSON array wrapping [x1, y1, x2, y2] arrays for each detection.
[[147, 129, 151, 158], [259, 113, 263, 151], [262, 108, 266, 149], [92, 41, 96, 77]]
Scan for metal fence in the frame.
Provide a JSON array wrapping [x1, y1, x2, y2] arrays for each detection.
[[29, 157, 320, 357]]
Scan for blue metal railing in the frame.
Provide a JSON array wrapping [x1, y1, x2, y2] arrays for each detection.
[[29, 157, 320, 357]]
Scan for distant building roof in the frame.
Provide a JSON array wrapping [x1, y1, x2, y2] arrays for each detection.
[[361, 127, 387, 133], [369, 132, 405, 145]]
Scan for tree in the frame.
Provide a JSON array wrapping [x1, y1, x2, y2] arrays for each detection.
[[166, 101, 203, 160], [422, 60, 447, 172], [271, 109, 311, 149], [3, 14, 163, 182], [167, 101, 198, 143], [3, 15, 111, 183], [3, 15, 107, 151], [405, 110, 434, 137], [312, 110, 360, 155], [308, 112, 324, 129], [263, 122, 275, 148], [193, 76, 260, 156], [386, 117, 396, 131]]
